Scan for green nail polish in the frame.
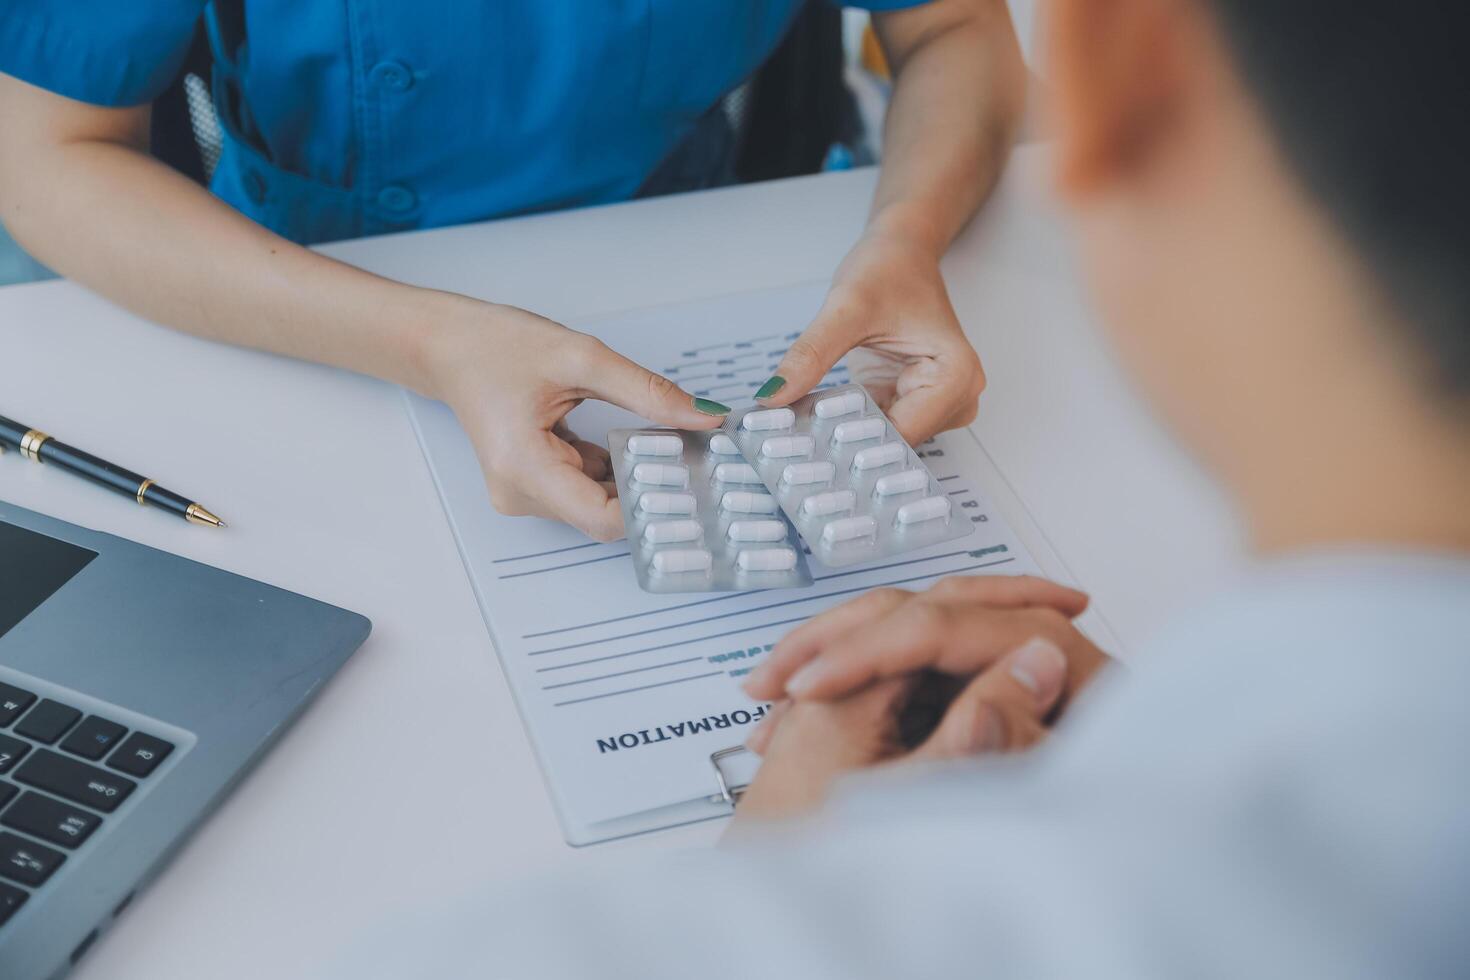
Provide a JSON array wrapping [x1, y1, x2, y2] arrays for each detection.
[[755, 375, 786, 400], [693, 397, 731, 416]]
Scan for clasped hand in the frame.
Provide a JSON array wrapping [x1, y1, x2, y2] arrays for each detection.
[[733, 575, 1113, 821]]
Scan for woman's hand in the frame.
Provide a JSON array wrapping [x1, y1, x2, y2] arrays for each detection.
[[424, 299, 730, 540], [748, 0, 1029, 444], [743, 574, 1107, 704], [758, 226, 985, 444], [734, 633, 1078, 822], [0, 76, 724, 547]]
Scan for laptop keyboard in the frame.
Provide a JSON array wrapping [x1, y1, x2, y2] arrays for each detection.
[[0, 681, 175, 928]]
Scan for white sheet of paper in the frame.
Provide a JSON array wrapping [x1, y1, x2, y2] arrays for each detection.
[[406, 282, 1098, 839]]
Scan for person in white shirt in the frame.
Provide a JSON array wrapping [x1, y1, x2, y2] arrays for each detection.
[[333, 0, 1470, 976]]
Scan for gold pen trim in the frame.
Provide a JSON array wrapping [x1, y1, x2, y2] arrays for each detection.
[[19, 429, 50, 462], [136, 478, 155, 505], [185, 503, 226, 528]]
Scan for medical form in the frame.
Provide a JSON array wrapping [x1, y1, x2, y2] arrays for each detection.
[[405, 282, 1101, 844]]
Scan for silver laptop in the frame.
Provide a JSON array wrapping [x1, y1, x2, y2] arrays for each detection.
[[0, 501, 369, 979]]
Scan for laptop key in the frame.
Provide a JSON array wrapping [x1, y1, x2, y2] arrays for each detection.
[[107, 732, 175, 778], [14, 750, 136, 813], [0, 881, 25, 927], [1, 792, 102, 849], [0, 831, 65, 887], [0, 684, 36, 728], [0, 781, 15, 810], [0, 734, 30, 774], [14, 700, 82, 744], [60, 716, 128, 761]]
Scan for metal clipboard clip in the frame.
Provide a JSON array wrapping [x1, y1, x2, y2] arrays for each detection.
[[709, 745, 755, 808]]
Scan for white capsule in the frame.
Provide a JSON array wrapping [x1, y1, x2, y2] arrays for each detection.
[[759, 435, 815, 459], [896, 495, 952, 525], [742, 407, 796, 432], [626, 434, 683, 457], [800, 490, 856, 518], [726, 519, 787, 543], [713, 462, 762, 484], [852, 442, 906, 471], [720, 491, 779, 514], [708, 433, 741, 455], [832, 418, 886, 444], [642, 519, 702, 545], [814, 391, 866, 419], [637, 492, 697, 516], [651, 548, 713, 575], [632, 462, 689, 488], [821, 515, 878, 546], [874, 468, 929, 497], [737, 548, 797, 572], [780, 461, 836, 486]]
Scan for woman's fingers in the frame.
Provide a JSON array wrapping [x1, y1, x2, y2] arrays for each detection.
[[534, 462, 625, 541], [499, 433, 626, 541], [553, 421, 612, 481], [565, 437, 610, 480], [844, 346, 901, 407], [569, 335, 727, 428], [743, 589, 911, 700], [883, 347, 983, 446], [756, 300, 865, 407], [910, 637, 1068, 762]]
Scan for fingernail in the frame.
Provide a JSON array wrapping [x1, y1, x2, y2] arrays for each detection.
[[785, 658, 830, 697], [693, 397, 731, 416], [967, 704, 1006, 753], [1009, 637, 1067, 705], [754, 376, 786, 400]]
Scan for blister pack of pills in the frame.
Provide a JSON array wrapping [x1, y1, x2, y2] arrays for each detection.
[[724, 384, 974, 566], [608, 428, 815, 593]]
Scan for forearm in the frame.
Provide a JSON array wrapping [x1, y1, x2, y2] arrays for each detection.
[[0, 120, 457, 397], [869, 0, 1028, 258]]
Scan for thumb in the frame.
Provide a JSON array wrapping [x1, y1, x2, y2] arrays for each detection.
[[911, 637, 1068, 762], [573, 337, 730, 427], [757, 306, 861, 406]]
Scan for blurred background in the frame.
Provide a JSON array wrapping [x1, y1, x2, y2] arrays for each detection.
[[0, 1, 1038, 288]]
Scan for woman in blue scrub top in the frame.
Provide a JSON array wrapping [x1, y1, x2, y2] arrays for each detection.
[[0, 1, 1027, 539]]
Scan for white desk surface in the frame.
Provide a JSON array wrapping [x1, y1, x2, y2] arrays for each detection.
[[0, 146, 1241, 979]]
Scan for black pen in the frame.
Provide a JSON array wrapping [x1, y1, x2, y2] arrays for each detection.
[[0, 413, 226, 529]]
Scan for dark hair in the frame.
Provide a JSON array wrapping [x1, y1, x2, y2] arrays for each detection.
[[1202, 2, 1469, 394]]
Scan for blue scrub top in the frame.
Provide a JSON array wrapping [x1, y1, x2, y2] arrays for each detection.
[[1, 1, 924, 244]]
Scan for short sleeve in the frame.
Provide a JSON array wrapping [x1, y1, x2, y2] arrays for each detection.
[[837, 0, 933, 10], [0, 0, 208, 107]]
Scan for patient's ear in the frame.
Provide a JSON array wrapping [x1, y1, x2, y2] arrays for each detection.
[[1047, 0, 1206, 200]]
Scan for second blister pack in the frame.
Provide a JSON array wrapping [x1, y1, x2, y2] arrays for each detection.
[[608, 428, 814, 593], [724, 384, 974, 566]]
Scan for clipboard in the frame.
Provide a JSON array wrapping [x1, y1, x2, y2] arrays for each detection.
[[560, 746, 759, 846]]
